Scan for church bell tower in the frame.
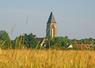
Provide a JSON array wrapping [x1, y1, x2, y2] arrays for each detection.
[[46, 12, 57, 38]]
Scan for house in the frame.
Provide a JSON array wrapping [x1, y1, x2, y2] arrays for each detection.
[[74, 44, 93, 49]]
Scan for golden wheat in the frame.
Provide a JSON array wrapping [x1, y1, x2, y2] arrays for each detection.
[[0, 49, 95, 68]]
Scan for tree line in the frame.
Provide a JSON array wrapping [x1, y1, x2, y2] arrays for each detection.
[[0, 30, 95, 49]]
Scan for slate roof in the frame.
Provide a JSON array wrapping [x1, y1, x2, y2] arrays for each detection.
[[47, 12, 56, 24], [36, 38, 44, 42]]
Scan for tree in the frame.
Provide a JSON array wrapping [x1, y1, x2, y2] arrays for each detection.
[[13, 33, 38, 49], [0, 31, 11, 49], [24, 33, 38, 48], [50, 36, 70, 49], [13, 35, 25, 49]]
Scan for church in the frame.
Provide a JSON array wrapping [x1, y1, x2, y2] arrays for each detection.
[[46, 12, 57, 39], [37, 12, 57, 48]]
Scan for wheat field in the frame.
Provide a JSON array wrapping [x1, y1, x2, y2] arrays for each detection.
[[0, 49, 95, 68]]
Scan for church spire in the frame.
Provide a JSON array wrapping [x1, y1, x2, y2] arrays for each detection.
[[46, 12, 57, 38], [47, 12, 56, 24]]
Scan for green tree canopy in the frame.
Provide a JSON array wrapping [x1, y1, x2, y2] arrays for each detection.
[[13, 33, 38, 49], [50, 36, 70, 49], [0, 31, 11, 49], [24, 33, 38, 48]]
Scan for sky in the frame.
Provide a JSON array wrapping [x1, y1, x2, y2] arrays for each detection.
[[0, 0, 95, 39]]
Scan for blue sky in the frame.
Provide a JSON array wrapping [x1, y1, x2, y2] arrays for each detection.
[[0, 0, 95, 39]]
